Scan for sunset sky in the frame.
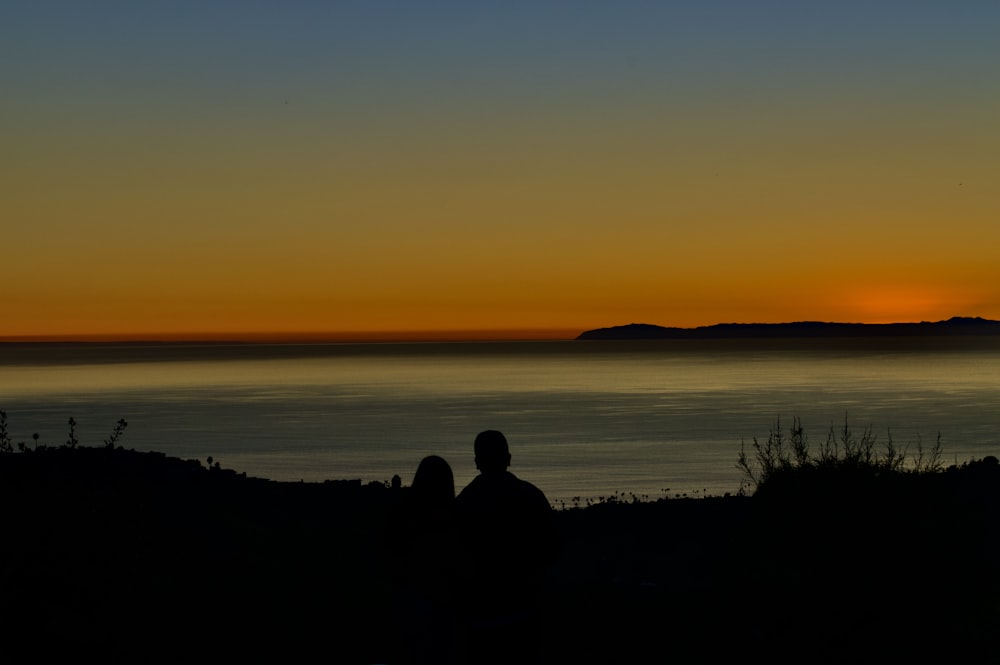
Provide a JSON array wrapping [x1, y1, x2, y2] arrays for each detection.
[[4, 2, 999, 341]]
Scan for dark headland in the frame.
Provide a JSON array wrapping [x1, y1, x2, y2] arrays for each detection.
[[576, 315, 1000, 340]]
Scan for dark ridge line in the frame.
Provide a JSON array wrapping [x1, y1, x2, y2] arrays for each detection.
[[576, 316, 1000, 340]]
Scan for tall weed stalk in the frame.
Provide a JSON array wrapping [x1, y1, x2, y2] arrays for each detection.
[[738, 414, 943, 493]]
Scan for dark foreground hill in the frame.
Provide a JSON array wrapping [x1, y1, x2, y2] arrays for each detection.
[[2, 447, 998, 663]]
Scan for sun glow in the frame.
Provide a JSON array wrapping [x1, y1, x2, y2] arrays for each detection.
[[847, 286, 978, 324]]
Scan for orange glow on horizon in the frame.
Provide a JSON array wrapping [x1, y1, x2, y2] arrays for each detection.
[[5, 308, 999, 344], [842, 284, 990, 325], [0, 328, 586, 344]]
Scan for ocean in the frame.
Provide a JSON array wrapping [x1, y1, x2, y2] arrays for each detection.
[[2, 338, 999, 505]]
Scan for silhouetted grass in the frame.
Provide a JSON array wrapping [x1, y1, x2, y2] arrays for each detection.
[[737, 414, 944, 494]]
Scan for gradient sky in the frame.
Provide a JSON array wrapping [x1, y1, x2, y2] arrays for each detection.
[[4, 1, 999, 340]]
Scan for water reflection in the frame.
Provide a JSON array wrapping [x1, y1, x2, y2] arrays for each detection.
[[1, 342, 999, 502]]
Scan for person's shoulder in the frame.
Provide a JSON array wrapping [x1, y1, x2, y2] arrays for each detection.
[[509, 472, 540, 491], [513, 476, 551, 504], [455, 474, 486, 502]]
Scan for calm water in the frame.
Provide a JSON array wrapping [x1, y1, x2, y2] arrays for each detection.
[[2, 339, 1000, 504]]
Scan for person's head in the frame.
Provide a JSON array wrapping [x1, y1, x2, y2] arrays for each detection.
[[411, 455, 455, 504], [474, 430, 511, 475]]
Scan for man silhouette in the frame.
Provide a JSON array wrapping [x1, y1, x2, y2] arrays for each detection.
[[455, 430, 559, 665]]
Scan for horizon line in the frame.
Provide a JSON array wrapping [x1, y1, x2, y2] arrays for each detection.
[[0, 328, 585, 344], [1, 316, 993, 344]]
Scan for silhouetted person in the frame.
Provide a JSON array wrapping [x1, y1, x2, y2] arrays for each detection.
[[455, 430, 560, 665], [389, 455, 467, 665]]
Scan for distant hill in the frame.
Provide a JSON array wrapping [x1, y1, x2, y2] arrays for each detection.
[[576, 316, 1000, 340]]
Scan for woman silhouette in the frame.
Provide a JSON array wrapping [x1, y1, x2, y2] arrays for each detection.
[[389, 455, 467, 665]]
